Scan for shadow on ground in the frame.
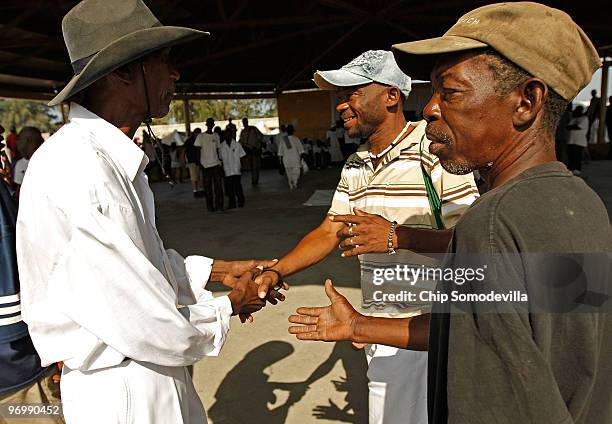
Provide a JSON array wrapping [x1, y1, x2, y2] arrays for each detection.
[[207, 341, 368, 424]]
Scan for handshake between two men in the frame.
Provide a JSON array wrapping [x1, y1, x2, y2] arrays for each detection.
[[209, 259, 289, 323], [212, 208, 433, 351]]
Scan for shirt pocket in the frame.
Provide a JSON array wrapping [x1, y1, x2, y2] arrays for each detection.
[[99, 201, 143, 247]]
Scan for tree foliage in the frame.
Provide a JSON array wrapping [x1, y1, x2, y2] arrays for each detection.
[[0, 97, 277, 131], [154, 98, 277, 125], [0, 98, 61, 133]]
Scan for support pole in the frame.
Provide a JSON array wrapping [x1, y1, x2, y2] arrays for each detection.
[[597, 60, 610, 144], [60, 103, 68, 124], [183, 99, 191, 136]]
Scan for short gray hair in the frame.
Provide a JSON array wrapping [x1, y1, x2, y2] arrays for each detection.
[[481, 49, 567, 136]]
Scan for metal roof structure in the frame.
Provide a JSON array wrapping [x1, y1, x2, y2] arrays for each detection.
[[0, 0, 610, 101]]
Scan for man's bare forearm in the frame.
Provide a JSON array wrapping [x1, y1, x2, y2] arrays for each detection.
[[272, 218, 342, 277], [396, 227, 453, 254], [352, 313, 431, 350]]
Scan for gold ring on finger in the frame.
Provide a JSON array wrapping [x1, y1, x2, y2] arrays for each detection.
[[348, 225, 353, 235]]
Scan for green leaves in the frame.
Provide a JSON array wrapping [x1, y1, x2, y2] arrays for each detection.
[[153, 99, 277, 125], [0, 98, 61, 133]]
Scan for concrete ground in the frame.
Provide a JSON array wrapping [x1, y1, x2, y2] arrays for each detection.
[[152, 160, 612, 424], [154, 165, 367, 424]]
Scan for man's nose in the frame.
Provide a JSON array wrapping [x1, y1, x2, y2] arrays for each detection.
[[422, 94, 441, 123], [336, 102, 349, 114]]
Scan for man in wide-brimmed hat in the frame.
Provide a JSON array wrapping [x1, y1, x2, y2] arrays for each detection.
[[16, 1, 284, 422], [289, 3, 612, 423]]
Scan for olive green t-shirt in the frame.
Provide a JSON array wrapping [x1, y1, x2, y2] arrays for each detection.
[[428, 161, 612, 424]]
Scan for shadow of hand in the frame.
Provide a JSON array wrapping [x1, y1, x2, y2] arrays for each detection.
[[287, 382, 309, 405], [312, 399, 353, 422]]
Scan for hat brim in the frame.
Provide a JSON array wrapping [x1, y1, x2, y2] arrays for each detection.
[[49, 26, 208, 106], [392, 35, 487, 81], [313, 69, 372, 91]]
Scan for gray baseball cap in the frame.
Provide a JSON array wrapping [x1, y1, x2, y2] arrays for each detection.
[[314, 50, 412, 97]]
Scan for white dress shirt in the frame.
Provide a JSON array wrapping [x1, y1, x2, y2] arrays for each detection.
[[218, 140, 246, 177], [568, 115, 589, 147], [277, 135, 304, 168], [194, 132, 221, 168], [16, 103, 232, 372]]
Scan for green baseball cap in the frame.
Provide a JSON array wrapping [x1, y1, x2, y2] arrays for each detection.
[[392, 2, 600, 100]]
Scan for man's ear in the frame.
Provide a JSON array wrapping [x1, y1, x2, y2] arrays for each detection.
[[513, 78, 547, 130], [386, 87, 401, 108]]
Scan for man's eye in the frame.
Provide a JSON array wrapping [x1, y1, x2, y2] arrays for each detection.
[[440, 90, 458, 101]]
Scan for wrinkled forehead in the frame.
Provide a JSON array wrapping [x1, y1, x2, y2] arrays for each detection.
[[430, 50, 490, 86]]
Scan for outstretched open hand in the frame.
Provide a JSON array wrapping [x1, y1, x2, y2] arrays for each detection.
[[288, 280, 361, 342]]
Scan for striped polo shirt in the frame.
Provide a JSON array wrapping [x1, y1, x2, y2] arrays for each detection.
[[328, 120, 479, 315]]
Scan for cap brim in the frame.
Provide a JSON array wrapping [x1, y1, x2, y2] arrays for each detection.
[[392, 35, 487, 81], [313, 69, 372, 91], [49, 26, 208, 106]]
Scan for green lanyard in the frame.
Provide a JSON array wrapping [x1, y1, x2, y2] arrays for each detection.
[[420, 134, 445, 230]]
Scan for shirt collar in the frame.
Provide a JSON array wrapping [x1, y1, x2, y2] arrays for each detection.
[[355, 120, 425, 168], [69, 103, 147, 181]]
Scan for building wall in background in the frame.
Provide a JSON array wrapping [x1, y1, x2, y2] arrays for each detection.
[[277, 90, 332, 141]]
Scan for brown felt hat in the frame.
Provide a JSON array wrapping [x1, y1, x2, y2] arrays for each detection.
[[49, 0, 208, 106], [392, 2, 600, 100]]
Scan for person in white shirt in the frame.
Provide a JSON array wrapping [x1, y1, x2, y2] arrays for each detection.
[[274, 124, 288, 155], [17, 1, 285, 423], [194, 118, 224, 212], [13, 126, 44, 197], [219, 128, 246, 209], [277, 124, 304, 190]]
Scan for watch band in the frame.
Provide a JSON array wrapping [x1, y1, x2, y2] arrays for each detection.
[[387, 221, 398, 255]]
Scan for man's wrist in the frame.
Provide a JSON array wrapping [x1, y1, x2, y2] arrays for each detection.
[[350, 313, 370, 344], [393, 228, 400, 249], [261, 268, 283, 285], [394, 225, 410, 250], [210, 259, 229, 283], [266, 261, 285, 277], [227, 290, 239, 315]]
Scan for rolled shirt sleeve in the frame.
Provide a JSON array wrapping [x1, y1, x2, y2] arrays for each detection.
[[166, 249, 214, 305], [328, 165, 352, 216]]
